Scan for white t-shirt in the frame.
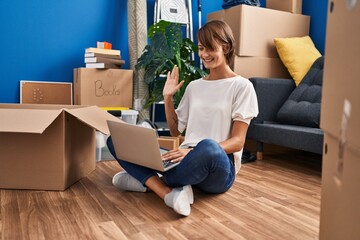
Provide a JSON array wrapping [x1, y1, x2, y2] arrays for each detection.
[[175, 75, 259, 173]]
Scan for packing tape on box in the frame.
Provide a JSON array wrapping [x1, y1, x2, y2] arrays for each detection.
[[334, 98, 352, 187]]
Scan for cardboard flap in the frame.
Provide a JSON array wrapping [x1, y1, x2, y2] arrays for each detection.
[[0, 108, 62, 134], [66, 106, 121, 134]]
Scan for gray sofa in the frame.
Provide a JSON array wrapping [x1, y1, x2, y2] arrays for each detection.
[[246, 57, 324, 159]]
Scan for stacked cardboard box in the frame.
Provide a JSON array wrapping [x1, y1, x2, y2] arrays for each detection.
[[319, 1, 360, 239], [73, 68, 133, 108], [266, 0, 302, 14], [207, 4, 310, 78]]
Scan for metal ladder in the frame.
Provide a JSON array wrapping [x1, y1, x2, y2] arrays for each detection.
[[152, 0, 195, 130], [154, 0, 194, 43]]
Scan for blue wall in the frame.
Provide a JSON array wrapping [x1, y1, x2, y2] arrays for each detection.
[[0, 0, 328, 103], [302, 0, 328, 54], [0, 0, 127, 103]]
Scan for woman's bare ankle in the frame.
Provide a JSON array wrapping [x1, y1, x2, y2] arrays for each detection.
[[145, 175, 172, 199]]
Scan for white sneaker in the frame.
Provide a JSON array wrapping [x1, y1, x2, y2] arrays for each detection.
[[112, 171, 147, 192], [164, 187, 191, 216], [183, 185, 194, 204]]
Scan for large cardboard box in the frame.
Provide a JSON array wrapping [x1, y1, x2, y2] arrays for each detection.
[[74, 68, 133, 108], [319, 1, 360, 239], [233, 56, 291, 78], [0, 104, 121, 190], [207, 5, 309, 57], [320, 0, 360, 152], [266, 0, 302, 14], [320, 134, 360, 240]]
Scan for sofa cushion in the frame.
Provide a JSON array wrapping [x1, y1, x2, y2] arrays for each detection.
[[276, 56, 324, 128], [274, 36, 322, 86]]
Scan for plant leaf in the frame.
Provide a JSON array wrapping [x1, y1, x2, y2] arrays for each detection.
[[136, 20, 206, 107]]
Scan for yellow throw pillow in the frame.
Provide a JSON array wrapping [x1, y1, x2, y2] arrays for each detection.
[[274, 36, 322, 86]]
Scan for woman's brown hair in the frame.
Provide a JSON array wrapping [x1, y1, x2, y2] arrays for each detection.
[[197, 20, 236, 65]]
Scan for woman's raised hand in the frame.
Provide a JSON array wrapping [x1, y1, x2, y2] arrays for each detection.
[[163, 65, 184, 98]]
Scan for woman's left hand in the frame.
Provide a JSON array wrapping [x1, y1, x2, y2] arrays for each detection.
[[161, 148, 192, 163]]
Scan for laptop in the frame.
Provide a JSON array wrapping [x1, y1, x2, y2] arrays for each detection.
[[107, 120, 180, 171]]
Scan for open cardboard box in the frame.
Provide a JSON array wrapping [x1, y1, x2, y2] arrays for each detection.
[[0, 104, 121, 191]]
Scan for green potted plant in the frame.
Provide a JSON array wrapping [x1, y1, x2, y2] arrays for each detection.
[[136, 20, 206, 107]]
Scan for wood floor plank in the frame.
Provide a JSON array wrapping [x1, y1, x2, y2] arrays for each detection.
[[176, 217, 244, 240], [1, 190, 24, 240], [97, 221, 129, 240], [0, 191, 2, 238], [0, 148, 322, 239], [79, 177, 140, 237]]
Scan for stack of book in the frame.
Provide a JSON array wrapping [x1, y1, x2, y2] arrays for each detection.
[[84, 47, 125, 69]]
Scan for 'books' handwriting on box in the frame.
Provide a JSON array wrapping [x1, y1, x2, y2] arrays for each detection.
[[95, 80, 120, 97], [74, 68, 133, 108]]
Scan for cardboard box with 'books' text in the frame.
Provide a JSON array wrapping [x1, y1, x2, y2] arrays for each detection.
[[0, 104, 121, 190], [74, 68, 133, 108]]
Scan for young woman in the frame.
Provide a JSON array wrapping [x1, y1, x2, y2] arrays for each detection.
[[107, 20, 258, 216]]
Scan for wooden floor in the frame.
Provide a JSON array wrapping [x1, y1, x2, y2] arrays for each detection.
[[0, 148, 322, 240]]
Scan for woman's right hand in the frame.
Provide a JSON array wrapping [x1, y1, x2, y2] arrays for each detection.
[[163, 65, 184, 98], [162, 148, 192, 163]]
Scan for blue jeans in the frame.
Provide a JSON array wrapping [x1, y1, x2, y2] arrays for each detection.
[[107, 138, 235, 194]]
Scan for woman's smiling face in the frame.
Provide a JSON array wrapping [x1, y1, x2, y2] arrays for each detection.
[[198, 42, 227, 70]]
